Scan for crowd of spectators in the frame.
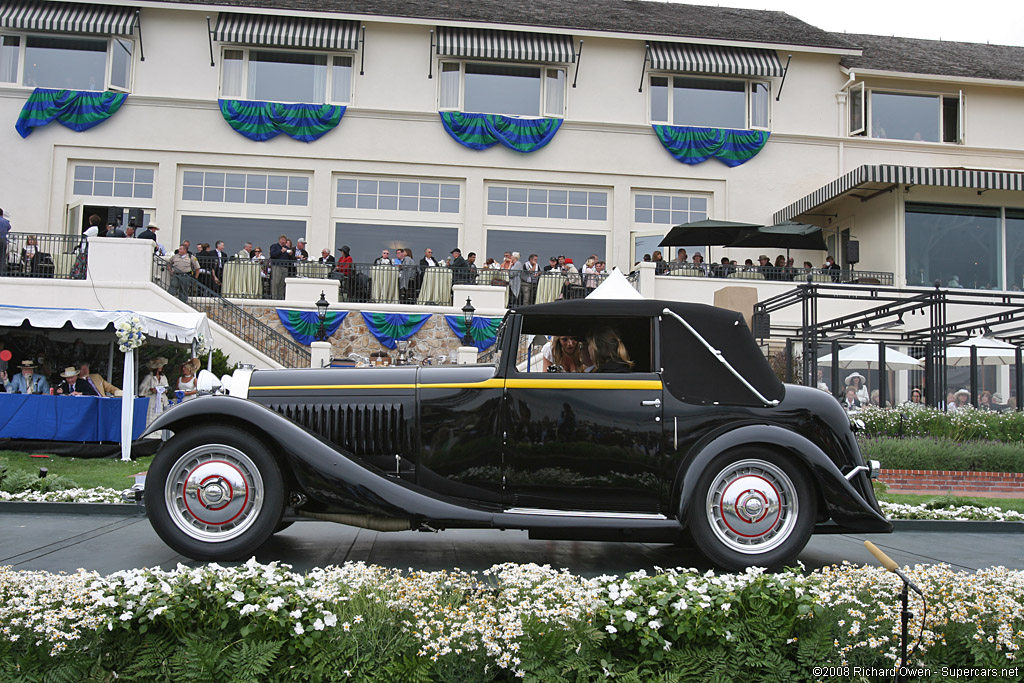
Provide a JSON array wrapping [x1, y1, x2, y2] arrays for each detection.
[[641, 248, 841, 281], [820, 370, 1018, 413]]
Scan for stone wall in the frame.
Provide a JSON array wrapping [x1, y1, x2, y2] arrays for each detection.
[[247, 306, 472, 364], [880, 469, 1024, 496]]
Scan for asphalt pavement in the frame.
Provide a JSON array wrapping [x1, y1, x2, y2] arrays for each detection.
[[2, 507, 1022, 576]]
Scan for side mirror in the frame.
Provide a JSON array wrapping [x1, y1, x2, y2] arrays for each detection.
[[196, 369, 222, 393]]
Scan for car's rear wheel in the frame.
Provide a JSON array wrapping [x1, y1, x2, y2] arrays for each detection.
[[688, 450, 815, 572], [147, 426, 284, 561]]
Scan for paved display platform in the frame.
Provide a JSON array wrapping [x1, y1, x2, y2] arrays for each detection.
[[2, 511, 1021, 576]]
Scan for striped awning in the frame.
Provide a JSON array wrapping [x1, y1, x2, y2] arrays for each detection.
[[0, 1, 137, 35], [213, 12, 360, 51], [648, 41, 783, 78], [774, 165, 1024, 223], [437, 26, 575, 63]]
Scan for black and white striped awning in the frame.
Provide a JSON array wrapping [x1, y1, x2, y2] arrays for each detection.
[[213, 12, 360, 51], [0, 1, 137, 35], [774, 165, 1024, 223], [436, 26, 575, 63], [648, 41, 783, 78]]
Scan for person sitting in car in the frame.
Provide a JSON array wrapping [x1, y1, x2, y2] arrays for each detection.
[[587, 329, 634, 373], [542, 335, 586, 373]]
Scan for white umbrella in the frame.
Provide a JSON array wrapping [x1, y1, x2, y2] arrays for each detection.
[[817, 342, 922, 371], [942, 336, 1018, 367]]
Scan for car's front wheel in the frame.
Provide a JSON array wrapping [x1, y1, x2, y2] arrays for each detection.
[[688, 450, 815, 572], [147, 426, 285, 561]]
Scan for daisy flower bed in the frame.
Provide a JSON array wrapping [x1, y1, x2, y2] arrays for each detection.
[[1, 559, 1021, 682]]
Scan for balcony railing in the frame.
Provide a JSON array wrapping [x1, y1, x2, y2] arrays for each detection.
[[659, 263, 894, 286], [0, 232, 88, 280]]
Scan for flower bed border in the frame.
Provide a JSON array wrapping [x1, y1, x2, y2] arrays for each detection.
[[881, 468, 1024, 495]]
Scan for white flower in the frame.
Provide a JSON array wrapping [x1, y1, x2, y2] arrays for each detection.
[[294, 622, 304, 635], [290, 609, 302, 619], [323, 612, 337, 627], [232, 591, 244, 602], [647, 606, 658, 616], [313, 618, 325, 631], [605, 624, 617, 634], [648, 619, 662, 629], [721, 602, 731, 611], [624, 610, 637, 622], [240, 604, 259, 616]]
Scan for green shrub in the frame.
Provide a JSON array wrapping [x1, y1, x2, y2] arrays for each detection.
[[856, 404, 1024, 442], [0, 457, 81, 493], [859, 436, 1024, 473]]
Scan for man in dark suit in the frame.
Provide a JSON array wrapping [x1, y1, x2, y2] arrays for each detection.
[[137, 223, 160, 241], [269, 234, 295, 299], [295, 239, 310, 261], [449, 248, 468, 283], [210, 240, 229, 292]]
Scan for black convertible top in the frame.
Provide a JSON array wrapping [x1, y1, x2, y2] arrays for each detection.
[[512, 299, 784, 405]]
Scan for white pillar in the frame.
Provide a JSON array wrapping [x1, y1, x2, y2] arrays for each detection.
[[457, 346, 479, 364], [636, 261, 656, 297], [310, 341, 332, 368]]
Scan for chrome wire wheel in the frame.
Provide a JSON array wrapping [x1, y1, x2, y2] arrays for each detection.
[[164, 444, 264, 543], [704, 458, 798, 555]]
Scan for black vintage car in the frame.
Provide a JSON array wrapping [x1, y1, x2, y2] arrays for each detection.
[[143, 299, 890, 570]]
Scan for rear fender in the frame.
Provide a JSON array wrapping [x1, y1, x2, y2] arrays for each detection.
[[676, 424, 891, 533]]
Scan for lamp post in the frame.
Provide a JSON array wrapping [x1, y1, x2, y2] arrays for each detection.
[[315, 291, 330, 342], [461, 297, 475, 347]]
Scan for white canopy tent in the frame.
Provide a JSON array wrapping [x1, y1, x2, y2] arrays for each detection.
[[817, 342, 922, 371], [586, 267, 645, 300], [0, 305, 213, 460], [942, 336, 1019, 367]]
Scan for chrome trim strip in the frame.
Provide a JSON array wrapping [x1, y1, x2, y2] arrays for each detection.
[[844, 465, 870, 481], [504, 507, 668, 520], [661, 307, 780, 407]]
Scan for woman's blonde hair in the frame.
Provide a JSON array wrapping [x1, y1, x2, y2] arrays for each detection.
[[587, 329, 633, 370], [551, 336, 583, 371]]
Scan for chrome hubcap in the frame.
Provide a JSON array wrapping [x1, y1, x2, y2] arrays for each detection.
[[706, 459, 798, 555], [165, 445, 263, 543]]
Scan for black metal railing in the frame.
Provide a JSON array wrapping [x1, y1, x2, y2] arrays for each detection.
[[152, 253, 310, 368], [659, 262, 894, 286], [1, 232, 88, 280]]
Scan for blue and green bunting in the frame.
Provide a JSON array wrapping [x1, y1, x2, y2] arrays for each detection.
[[439, 112, 561, 153], [652, 125, 769, 167], [16, 88, 128, 138], [219, 100, 345, 142], [276, 309, 348, 345], [360, 312, 431, 349], [444, 315, 502, 351]]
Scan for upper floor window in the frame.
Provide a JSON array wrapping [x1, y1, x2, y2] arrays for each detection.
[[439, 61, 565, 118], [0, 33, 133, 91], [633, 193, 708, 225], [182, 170, 309, 206], [487, 186, 607, 221], [850, 83, 962, 143], [73, 164, 153, 199], [649, 75, 769, 130], [336, 177, 461, 214], [221, 48, 352, 104]]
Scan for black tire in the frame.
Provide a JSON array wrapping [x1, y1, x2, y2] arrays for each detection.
[[146, 425, 285, 561], [687, 449, 815, 572]]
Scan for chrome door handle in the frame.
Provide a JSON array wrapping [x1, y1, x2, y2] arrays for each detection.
[[641, 399, 661, 407]]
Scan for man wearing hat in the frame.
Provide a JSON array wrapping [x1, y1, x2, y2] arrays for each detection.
[[137, 223, 159, 242], [56, 366, 96, 396], [8, 360, 49, 394], [449, 247, 468, 283]]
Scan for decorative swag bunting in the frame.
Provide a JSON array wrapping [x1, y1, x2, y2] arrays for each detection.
[[439, 112, 561, 153], [276, 309, 348, 345], [443, 315, 502, 352], [652, 125, 769, 167], [219, 100, 345, 142], [16, 88, 128, 138], [360, 312, 431, 350]]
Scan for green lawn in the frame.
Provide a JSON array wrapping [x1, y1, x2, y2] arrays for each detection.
[[1, 450, 155, 490], [880, 491, 1024, 514]]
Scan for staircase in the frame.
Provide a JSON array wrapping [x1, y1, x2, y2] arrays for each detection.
[[152, 256, 311, 368]]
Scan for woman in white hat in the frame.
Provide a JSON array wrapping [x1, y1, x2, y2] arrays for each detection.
[[844, 372, 869, 405], [140, 357, 170, 422], [950, 388, 971, 412]]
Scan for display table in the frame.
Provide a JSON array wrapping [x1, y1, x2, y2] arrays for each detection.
[[222, 260, 262, 298], [371, 265, 399, 303], [296, 262, 331, 279], [417, 267, 453, 305], [0, 394, 149, 442], [535, 272, 565, 304]]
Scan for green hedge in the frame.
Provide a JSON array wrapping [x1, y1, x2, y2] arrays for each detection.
[[856, 404, 1024, 442], [860, 436, 1024, 474]]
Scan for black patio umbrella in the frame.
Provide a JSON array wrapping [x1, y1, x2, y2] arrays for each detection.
[[726, 221, 827, 251], [658, 219, 763, 247]]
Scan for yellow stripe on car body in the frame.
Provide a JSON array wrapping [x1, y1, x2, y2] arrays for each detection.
[[249, 378, 662, 391]]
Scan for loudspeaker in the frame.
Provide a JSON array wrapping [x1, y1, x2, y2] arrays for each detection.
[[845, 240, 860, 265], [751, 312, 771, 339], [127, 208, 144, 228], [106, 206, 123, 226]]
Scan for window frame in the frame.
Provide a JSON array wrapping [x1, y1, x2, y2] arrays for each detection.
[[437, 59, 567, 118], [852, 84, 964, 144], [178, 167, 313, 215], [647, 73, 771, 131], [0, 31, 134, 92], [218, 45, 354, 105]]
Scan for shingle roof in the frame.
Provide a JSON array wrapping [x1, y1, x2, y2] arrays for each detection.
[[840, 33, 1024, 82], [144, 0, 854, 49]]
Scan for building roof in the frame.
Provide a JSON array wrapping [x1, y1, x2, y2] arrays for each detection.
[[146, 0, 854, 49], [840, 33, 1024, 82]]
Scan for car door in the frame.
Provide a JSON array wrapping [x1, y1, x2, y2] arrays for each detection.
[[501, 319, 665, 513]]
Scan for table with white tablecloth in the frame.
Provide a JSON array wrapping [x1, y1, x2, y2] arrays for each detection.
[[296, 262, 331, 279], [535, 272, 565, 304], [222, 260, 263, 298], [417, 267, 453, 305], [371, 265, 399, 303]]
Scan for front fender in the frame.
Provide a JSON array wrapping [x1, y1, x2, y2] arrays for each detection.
[[677, 424, 892, 533]]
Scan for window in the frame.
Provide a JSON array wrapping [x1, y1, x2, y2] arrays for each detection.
[[0, 34, 133, 91], [334, 223, 459, 264], [73, 165, 154, 199], [1005, 210, 1024, 292], [633, 193, 707, 225], [487, 186, 607, 221], [181, 215, 307, 256], [850, 87, 963, 143], [486, 229, 607, 265], [337, 178, 461, 214], [650, 75, 769, 130], [182, 171, 309, 206], [220, 47, 352, 104], [439, 62, 566, 117], [905, 203, 1000, 289]]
